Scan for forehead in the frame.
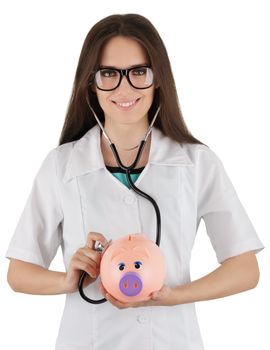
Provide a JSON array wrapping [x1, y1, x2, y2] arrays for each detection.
[[100, 36, 149, 68]]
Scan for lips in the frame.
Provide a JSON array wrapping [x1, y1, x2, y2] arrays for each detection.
[[111, 98, 140, 110]]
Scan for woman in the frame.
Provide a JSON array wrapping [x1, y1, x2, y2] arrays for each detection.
[[6, 14, 264, 350]]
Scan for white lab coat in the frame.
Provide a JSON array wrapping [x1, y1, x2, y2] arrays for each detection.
[[6, 125, 264, 349]]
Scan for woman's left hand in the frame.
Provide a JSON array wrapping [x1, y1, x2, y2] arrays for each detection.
[[99, 284, 175, 309]]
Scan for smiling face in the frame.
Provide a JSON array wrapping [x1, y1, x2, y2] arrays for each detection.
[[95, 36, 155, 129]]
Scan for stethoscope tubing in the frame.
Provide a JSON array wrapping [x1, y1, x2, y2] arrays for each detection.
[[78, 103, 161, 304]]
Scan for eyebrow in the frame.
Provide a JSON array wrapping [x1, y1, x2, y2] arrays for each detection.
[[99, 63, 149, 69]]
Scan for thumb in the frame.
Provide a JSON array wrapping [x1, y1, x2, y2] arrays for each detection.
[[151, 290, 163, 301], [86, 232, 107, 249], [151, 285, 168, 301]]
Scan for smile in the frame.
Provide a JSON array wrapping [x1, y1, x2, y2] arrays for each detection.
[[112, 98, 140, 110]]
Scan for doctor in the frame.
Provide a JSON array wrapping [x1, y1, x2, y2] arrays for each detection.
[[6, 14, 264, 350]]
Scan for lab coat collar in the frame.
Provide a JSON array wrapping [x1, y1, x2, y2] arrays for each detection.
[[63, 124, 193, 183]]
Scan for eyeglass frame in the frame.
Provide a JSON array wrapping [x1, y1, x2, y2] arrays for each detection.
[[92, 65, 154, 91]]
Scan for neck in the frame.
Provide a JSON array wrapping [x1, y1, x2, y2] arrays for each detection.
[[103, 119, 150, 150], [100, 119, 152, 168]]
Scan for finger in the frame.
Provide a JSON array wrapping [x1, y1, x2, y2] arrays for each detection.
[[75, 253, 99, 271], [74, 250, 98, 273], [86, 232, 108, 249], [72, 251, 101, 276], [150, 285, 169, 301], [78, 247, 101, 265], [104, 291, 141, 309], [105, 293, 130, 309], [71, 258, 97, 278], [151, 290, 162, 300]]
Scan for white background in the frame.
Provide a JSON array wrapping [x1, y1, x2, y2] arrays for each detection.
[[0, 0, 269, 349]]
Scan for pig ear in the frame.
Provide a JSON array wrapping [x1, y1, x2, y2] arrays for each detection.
[[132, 246, 150, 258], [110, 247, 128, 262]]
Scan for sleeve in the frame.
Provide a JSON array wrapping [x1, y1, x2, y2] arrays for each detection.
[[6, 149, 63, 269], [196, 147, 264, 264]]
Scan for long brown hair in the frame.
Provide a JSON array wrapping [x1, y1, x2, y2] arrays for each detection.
[[59, 14, 203, 146]]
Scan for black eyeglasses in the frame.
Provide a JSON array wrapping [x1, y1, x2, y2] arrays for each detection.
[[93, 65, 154, 91]]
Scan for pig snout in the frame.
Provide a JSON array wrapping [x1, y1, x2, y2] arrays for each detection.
[[119, 272, 143, 297]]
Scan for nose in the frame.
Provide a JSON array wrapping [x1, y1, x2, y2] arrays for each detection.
[[117, 75, 133, 91], [119, 272, 143, 297]]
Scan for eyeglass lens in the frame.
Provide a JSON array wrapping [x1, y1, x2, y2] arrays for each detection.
[[95, 67, 153, 90]]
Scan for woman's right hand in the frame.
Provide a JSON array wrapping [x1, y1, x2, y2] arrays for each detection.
[[62, 232, 108, 293]]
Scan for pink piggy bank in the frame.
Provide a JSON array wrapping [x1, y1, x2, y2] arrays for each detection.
[[100, 234, 166, 303]]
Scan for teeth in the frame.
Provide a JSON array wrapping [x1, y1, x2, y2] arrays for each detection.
[[116, 99, 137, 108]]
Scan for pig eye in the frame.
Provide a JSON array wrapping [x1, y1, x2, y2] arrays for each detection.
[[134, 261, 142, 269], [118, 262, 125, 271]]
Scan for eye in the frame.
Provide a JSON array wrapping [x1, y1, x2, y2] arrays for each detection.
[[118, 262, 125, 271], [100, 69, 117, 78], [134, 261, 142, 269], [131, 67, 147, 76]]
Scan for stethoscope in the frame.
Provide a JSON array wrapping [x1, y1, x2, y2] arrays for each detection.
[[78, 102, 161, 304]]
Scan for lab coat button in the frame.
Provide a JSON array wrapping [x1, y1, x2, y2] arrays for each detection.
[[123, 195, 136, 205], [137, 314, 148, 324]]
